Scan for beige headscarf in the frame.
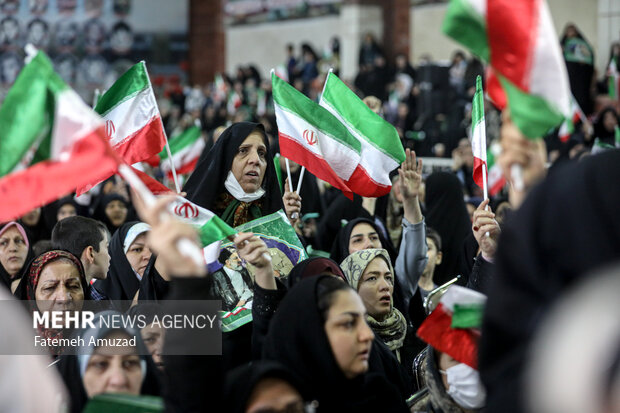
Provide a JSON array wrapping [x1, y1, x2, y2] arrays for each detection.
[[341, 249, 407, 357]]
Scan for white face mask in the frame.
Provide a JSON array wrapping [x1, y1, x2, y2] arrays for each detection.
[[444, 363, 486, 409], [224, 171, 265, 202]]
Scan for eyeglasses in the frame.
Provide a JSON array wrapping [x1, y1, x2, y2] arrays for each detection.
[[252, 400, 319, 413]]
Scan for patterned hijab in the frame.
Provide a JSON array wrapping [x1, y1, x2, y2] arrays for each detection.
[[21, 250, 89, 355], [341, 249, 407, 356], [23, 249, 89, 310]]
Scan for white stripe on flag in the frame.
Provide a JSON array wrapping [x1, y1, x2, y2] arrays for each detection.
[[104, 87, 160, 147], [319, 99, 400, 187], [274, 102, 360, 180]]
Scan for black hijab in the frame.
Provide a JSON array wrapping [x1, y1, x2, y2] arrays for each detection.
[[424, 172, 471, 285], [183, 122, 283, 222], [0, 222, 34, 291], [55, 311, 161, 413], [593, 107, 619, 146], [137, 255, 168, 302], [224, 360, 306, 413], [92, 193, 130, 235], [262, 276, 408, 412], [18, 208, 51, 245], [330, 217, 397, 266], [93, 221, 144, 307]]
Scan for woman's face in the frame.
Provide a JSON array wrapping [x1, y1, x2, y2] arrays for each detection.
[[230, 131, 267, 193], [125, 233, 151, 277], [57, 203, 77, 222], [324, 289, 374, 379], [356, 257, 393, 321], [105, 200, 128, 227], [348, 223, 382, 254], [603, 111, 618, 132], [246, 377, 304, 413], [35, 259, 84, 312], [21, 207, 41, 226], [0, 226, 28, 277], [82, 330, 143, 398], [141, 322, 164, 369]]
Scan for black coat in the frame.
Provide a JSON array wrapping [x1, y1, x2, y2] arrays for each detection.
[[479, 150, 620, 413]]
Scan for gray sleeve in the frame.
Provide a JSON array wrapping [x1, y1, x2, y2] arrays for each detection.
[[394, 216, 428, 311]]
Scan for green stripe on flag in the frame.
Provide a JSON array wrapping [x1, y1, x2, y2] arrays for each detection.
[[197, 215, 236, 247], [472, 75, 485, 133], [272, 74, 362, 154], [615, 126, 620, 148], [0, 52, 66, 175], [442, 0, 489, 61], [94, 62, 149, 116], [321, 73, 405, 163], [220, 308, 253, 332], [498, 74, 565, 139], [451, 303, 484, 329], [159, 126, 202, 161]]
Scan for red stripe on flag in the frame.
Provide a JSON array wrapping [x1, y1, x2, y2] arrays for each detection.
[[486, 68, 507, 110], [344, 164, 392, 198], [0, 128, 119, 222], [473, 157, 486, 189], [113, 116, 166, 165], [130, 166, 172, 195], [166, 156, 200, 180], [416, 303, 480, 369], [278, 132, 354, 200], [487, 0, 539, 92]]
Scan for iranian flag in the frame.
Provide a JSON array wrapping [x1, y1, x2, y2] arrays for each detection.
[[443, 0, 570, 139], [272, 72, 357, 199], [167, 195, 236, 247], [471, 75, 487, 191], [159, 125, 205, 180], [319, 71, 406, 197], [94, 61, 166, 166], [417, 285, 487, 369], [0, 51, 119, 222], [558, 95, 586, 143], [487, 142, 506, 196]]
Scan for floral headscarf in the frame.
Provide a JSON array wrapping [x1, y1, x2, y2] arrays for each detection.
[[341, 248, 407, 357]]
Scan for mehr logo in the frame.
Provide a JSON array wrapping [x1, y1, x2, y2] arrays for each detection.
[[303, 129, 318, 146]]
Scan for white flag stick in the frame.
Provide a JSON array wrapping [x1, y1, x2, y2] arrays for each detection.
[[118, 164, 204, 267], [285, 158, 298, 220], [296, 166, 305, 194], [141, 61, 181, 194]]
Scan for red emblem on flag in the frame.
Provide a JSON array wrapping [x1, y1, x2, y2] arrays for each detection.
[[174, 202, 199, 219], [303, 129, 317, 146], [105, 120, 116, 140]]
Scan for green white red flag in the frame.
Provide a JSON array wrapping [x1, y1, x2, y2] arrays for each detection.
[[272, 72, 357, 199], [443, 0, 571, 139], [94, 61, 166, 165], [471, 75, 487, 191], [0, 51, 119, 222], [158, 125, 205, 180], [319, 71, 406, 197], [272, 71, 405, 199], [558, 95, 586, 143], [417, 285, 487, 369], [486, 142, 505, 196]]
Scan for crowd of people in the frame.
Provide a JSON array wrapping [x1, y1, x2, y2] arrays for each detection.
[[0, 24, 620, 413]]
